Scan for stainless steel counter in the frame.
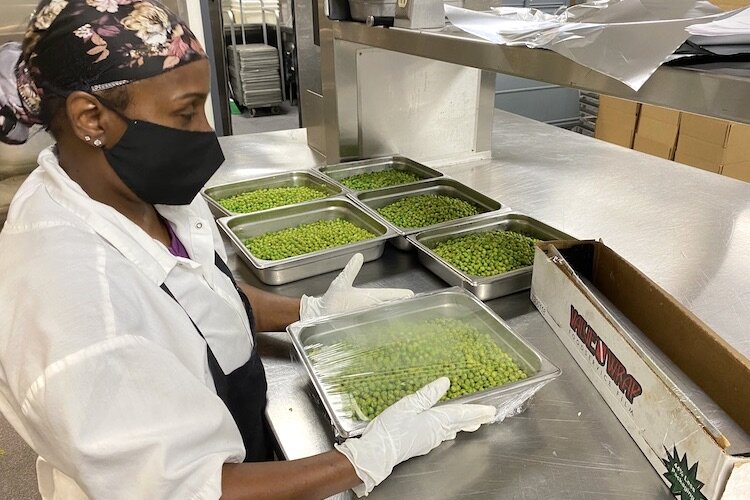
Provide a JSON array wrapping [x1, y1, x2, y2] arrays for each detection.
[[212, 110, 750, 499]]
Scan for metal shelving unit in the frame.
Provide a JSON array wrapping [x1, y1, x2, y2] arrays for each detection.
[[224, 1, 286, 116], [330, 21, 750, 125]]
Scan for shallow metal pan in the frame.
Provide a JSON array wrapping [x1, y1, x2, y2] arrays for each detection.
[[288, 287, 561, 439], [218, 197, 395, 285], [409, 212, 573, 301], [352, 177, 505, 250], [318, 156, 444, 193], [202, 170, 343, 218]]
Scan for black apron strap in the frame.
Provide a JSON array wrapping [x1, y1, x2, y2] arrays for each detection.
[[160, 253, 273, 462]]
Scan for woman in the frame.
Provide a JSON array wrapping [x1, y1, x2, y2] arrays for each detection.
[[0, 1, 497, 499]]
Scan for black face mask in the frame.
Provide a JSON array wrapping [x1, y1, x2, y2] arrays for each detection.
[[103, 116, 225, 206]]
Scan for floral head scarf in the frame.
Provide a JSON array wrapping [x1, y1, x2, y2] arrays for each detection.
[[0, 0, 206, 144]]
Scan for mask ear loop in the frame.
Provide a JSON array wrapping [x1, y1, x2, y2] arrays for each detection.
[[86, 93, 134, 149], [90, 94, 132, 123]]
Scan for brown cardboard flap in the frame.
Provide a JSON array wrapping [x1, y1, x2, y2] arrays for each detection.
[[596, 116, 636, 149], [596, 97, 639, 149], [599, 95, 639, 116], [634, 134, 675, 160], [675, 151, 723, 173], [721, 162, 750, 182], [676, 135, 725, 162], [680, 113, 731, 145], [725, 122, 750, 164], [638, 104, 680, 126], [710, 0, 750, 10], [546, 240, 750, 435]]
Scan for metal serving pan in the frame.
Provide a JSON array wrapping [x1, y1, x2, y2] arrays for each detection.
[[409, 212, 573, 301], [202, 170, 343, 218], [318, 156, 444, 193], [352, 177, 504, 250], [288, 287, 561, 439], [218, 197, 395, 285]]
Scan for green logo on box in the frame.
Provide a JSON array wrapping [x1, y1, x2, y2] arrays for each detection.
[[662, 446, 706, 500]]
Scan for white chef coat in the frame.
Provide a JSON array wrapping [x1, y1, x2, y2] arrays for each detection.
[[0, 147, 254, 499]]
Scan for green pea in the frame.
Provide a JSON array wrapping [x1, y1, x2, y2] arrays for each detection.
[[244, 219, 375, 260], [218, 185, 326, 213], [433, 230, 538, 277], [377, 195, 480, 229], [307, 318, 529, 421], [339, 169, 423, 191]]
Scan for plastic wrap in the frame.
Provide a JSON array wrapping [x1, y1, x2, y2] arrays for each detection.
[[578, 274, 750, 454], [288, 287, 560, 438], [444, 0, 744, 90]]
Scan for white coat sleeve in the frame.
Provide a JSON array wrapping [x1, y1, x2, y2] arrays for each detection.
[[19, 335, 245, 500]]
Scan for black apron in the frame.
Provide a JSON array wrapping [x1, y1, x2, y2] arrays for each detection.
[[160, 253, 274, 462]]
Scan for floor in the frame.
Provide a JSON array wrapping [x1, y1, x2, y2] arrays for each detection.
[[0, 102, 300, 499], [1, 417, 39, 499], [230, 103, 300, 136]]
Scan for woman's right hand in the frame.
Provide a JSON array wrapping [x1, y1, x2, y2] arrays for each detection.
[[335, 377, 497, 497]]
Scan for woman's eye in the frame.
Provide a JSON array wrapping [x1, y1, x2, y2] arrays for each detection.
[[178, 109, 196, 120]]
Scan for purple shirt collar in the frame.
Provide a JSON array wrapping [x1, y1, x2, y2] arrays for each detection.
[[165, 221, 190, 259]]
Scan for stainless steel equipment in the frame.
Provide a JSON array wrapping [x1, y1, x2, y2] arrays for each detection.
[[348, 0, 396, 21], [201, 170, 343, 217], [288, 287, 560, 439], [217, 197, 395, 284], [318, 156, 444, 193], [394, 0, 445, 29], [409, 212, 573, 300], [353, 177, 505, 250]]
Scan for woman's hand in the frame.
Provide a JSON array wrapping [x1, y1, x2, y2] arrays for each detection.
[[335, 377, 497, 497], [299, 253, 414, 321]]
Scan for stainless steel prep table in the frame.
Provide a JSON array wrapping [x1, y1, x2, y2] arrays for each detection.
[[210, 109, 750, 499]]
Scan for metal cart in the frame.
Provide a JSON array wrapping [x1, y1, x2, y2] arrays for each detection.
[[224, 0, 286, 117]]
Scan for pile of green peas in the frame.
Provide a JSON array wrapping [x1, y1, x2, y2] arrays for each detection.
[[377, 195, 480, 229], [218, 185, 326, 213], [339, 169, 422, 191], [308, 318, 527, 421], [433, 230, 538, 277], [244, 219, 375, 260]]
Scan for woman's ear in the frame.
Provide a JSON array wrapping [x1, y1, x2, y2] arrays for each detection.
[[65, 91, 126, 148]]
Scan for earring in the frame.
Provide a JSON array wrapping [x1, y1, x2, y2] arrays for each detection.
[[93, 138, 103, 147], [84, 135, 91, 142]]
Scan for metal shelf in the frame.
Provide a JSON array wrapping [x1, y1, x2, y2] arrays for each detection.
[[333, 21, 750, 124]]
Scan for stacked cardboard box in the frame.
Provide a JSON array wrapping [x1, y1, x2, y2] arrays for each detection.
[[595, 98, 750, 183], [633, 105, 681, 160], [675, 114, 750, 181], [594, 96, 640, 149]]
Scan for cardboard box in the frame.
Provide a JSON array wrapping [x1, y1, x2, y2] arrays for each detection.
[[633, 104, 681, 160], [530, 240, 750, 500], [675, 113, 750, 181], [710, 0, 750, 10], [595, 96, 640, 149]]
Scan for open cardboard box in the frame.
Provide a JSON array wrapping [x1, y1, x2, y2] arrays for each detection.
[[530, 240, 750, 499]]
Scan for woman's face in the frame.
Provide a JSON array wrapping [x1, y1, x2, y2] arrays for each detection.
[[109, 58, 212, 134]]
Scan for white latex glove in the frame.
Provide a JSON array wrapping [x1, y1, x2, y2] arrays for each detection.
[[335, 377, 497, 497], [299, 253, 414, 321]]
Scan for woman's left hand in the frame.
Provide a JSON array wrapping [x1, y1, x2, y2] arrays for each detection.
[[299, 253, 414, 321]]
